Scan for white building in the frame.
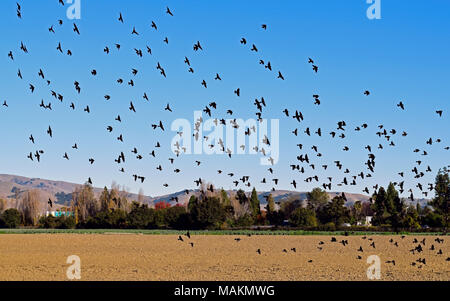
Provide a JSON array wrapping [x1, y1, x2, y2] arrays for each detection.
[[45, 210, 74, 218], [356, 216, 373, 226]]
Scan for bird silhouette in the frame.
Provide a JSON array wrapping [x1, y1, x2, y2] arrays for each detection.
[[73, 23, 80, 35], [47, 126, 53, 138], [277, 71, 284, 80]]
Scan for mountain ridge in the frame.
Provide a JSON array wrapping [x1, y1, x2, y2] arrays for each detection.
[[0, 174, 429, 209]]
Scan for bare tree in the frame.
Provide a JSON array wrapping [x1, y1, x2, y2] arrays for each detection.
[[19, 190, 42, 226], [230, 192, 250, 219], [13, 187, 21, 209], [0, 198, 7, 212], [204, 182, 216, 198], [138, 188, 145, 203], [72, 184, 98, 223], [99, 187, 111, 212], [117, 185, 130, 212]]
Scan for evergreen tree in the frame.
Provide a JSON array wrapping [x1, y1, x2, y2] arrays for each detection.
[[190, 196, 226, 229], [266, 194, 275, 214], [402, 205, 420, 230], [385, 183, 397, 214], [372, 187, 387, 225], [320, 195, 349, 226], [386, 183, 404, 230], [289, 207, 318, 227], [250, 187, 260, 217], [188, 195, 198, 212], [307, 188, 329, 212], [127, 201, 155, 229], [236, 189, 248, 204], [430, 168, 450, 230]]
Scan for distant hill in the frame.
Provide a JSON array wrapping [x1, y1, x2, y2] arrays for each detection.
[[0, 174, 429, 209], [257, 190, 370, 206], [0, 174, 152, 208]]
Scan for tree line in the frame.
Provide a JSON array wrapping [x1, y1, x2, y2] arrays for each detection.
[[0, 168, 448, 231]]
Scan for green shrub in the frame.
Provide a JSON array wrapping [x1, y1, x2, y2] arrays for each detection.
[[233, 214, 256, 227], [289, 207, 318, 227], [318, 222, 336, 231], [57, 216, 76, 229], [39, 215, 58, 229], [127, 202, 156, 229], [83, 209, 128, 229], [0, 208, 22, 228], [39, 215, 77, 229]]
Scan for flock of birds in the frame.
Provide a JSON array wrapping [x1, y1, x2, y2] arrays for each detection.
[[1, 1, 448, 280], [177, 230, 449, 272], [1, 1, 449, 206]]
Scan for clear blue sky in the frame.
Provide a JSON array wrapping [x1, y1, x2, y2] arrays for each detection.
[[0, 0, 448, 198]]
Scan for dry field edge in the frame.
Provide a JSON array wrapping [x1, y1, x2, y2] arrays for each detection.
[[0, 233, 448, 281], [0, 229, 448, 236]]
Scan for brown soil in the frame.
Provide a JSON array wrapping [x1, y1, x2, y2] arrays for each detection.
[[0, 234, 448, 281]]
